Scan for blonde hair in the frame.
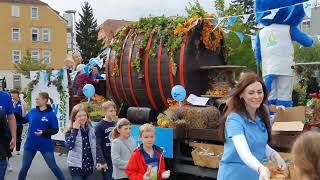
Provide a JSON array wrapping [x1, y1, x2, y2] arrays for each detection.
[[139, 123, 155, 137], [292, 131, 320, 180], [65, 103, 90, 132], [111, 118, 131, 140], [102, 101, 117, 111]]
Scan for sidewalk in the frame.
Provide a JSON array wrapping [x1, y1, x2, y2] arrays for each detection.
[[5, 151, 102, 180]]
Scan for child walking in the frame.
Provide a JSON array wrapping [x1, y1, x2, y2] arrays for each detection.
[[291, 131, 320, 180], [18, 92, 65, 180], [126, 124, 170, 180], [111, 118, 136, 180], [95, 101, 117, 180], [65, 103, 97, 180]]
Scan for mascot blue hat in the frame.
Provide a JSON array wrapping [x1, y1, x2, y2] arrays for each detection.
[[255, 0, 308, 26]]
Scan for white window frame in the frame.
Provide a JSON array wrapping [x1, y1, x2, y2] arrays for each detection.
[[301, 19, 311, 34], [42, 28, 51, 42], [31, 28, 39, 42], [13, 75, 22, 90], [12, 27, 20, 41], [12, 50, 21, 63], [31, 7, 38, 20], [31, 49, 40, 62], [11, 6, 20, 17], [43, 49, 51, 64]]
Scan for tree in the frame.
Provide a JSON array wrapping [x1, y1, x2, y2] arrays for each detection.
[[214, 0, 257, 71], [76, 1, 104, 64], [14, 50, 49, 77], [294, 42, 320, 63]]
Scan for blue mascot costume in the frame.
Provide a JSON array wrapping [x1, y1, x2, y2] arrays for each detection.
[[255, 0, 314, 108]]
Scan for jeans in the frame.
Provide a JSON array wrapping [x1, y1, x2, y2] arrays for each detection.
[[102, 160, 113, 180], [18, 151, 65, 180], [16, 125, 23, 151], [71, 175, 89, 180], [0, 160, 7, 180]]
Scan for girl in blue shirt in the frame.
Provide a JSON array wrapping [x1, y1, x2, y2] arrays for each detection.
[[217, 72, 287, 180], [18, 92, 65, 180]]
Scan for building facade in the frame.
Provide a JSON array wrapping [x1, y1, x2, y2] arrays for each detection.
[[0, 0, 68, 91], [300, 0, 320, 36], [98, 19, 132, 48]]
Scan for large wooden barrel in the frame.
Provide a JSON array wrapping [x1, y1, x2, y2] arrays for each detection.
[[105, 24, 225, 112]]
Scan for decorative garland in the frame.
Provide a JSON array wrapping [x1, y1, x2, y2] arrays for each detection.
[[109, 2, 223, 76], [25, 69, 68, 132]]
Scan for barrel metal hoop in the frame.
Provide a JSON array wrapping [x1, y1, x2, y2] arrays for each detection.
[[157, 40, 169, 108], [127, 34, 140, 106], [119, 31, 132, 105], [111, 52, 121, 102], [105, 49, 116, 102], [179, 32, 188, 87], [145, 28, 158, 111]]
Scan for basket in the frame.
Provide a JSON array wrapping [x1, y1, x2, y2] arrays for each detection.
[[190, 143, 223, 169]]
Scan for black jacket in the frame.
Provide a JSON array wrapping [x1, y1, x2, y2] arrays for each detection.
[[0, 110, 11, 160]]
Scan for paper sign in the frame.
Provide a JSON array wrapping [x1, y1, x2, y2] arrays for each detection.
[[187, 94, 209, 106]]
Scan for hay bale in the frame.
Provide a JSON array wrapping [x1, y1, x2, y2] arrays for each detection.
[[178, 106, 220, 129]]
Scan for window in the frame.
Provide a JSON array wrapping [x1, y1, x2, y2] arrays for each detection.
[[31, 28, 39, 42], [43, 50, 51, 64], [12, 28, 20, 40], [11, 6, 20, 17], [42, 28, 51, 42], [301, 19, 311, 34], [31, 49, 39, 62], [13, 75, 21, 90], [12, 50, 21, 63], [31, 7, 38, 19]]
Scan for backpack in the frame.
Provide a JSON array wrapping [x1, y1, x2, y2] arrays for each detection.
[[0, 110, 11, 160]]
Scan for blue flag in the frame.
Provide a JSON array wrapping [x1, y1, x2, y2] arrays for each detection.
[[235, 32, 245, 43]]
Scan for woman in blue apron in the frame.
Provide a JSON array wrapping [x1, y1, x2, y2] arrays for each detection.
[[217, 72, 287, 180]]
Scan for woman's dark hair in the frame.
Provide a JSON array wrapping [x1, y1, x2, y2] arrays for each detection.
[[9, 89, 19, 94], [38, 92, 54, 104], [220, 72, 271, 142]]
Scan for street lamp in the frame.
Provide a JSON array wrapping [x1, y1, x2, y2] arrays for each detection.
[[65, 10, 76, 52]]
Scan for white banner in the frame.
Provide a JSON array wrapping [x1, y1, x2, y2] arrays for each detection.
[[30, 70, 69, 141]]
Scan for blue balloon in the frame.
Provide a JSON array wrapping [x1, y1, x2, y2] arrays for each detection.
[[83, 84, 95, 99], [171, 85, 186, 102]]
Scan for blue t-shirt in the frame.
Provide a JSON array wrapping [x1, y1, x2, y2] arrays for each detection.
[[0, 91, 14, 116], [217, 112, 268, 180], [142, 147, 159, 180], [24, 106, 59, 152]]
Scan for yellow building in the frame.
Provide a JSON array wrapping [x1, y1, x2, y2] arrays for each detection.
[[0, 0, 68, 90]]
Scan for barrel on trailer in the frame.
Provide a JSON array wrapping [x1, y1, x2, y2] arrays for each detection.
[[105, 24, 225, 112]]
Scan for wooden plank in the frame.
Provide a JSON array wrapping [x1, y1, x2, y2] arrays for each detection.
[[199, 65, 247, 70], [269, 134, 299, 150], [174, 163, 218, 178], [187, 128, 222, 142], [189, 142, 224, 152]]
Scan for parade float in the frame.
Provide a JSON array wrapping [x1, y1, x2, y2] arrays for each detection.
[[101, 0, 319, 178]]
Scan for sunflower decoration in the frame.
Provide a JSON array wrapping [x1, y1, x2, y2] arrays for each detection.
[[200, 16, 223, 52], [174, 16, 200, 36]]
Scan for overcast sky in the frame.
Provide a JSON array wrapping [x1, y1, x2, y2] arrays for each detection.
[[41, 0, 225, 25]]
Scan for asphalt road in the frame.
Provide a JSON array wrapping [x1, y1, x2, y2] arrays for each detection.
[[5, 151, 102, 180]]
